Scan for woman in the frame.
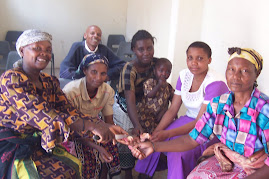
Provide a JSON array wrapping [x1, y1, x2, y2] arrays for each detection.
[[0, 29, 124, 179], [138, 41, 228, 179], [130, 47, 269, 178], [113, 30, 158, 178], [63, 53, 121, 179]]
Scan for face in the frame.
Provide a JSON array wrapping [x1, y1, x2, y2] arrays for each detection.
[[20, 40, 52, 72], [133, 38, 154, 66], [186, 47, 211, 76], [84, 26, 102, 50], [83, 63, 107, 89], [154, 63, 171, 80], [226, 57, 257, 93]]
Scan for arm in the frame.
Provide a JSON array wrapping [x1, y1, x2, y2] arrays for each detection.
[[245, 165, 269, 179], [131, 134, 199, 160], [146, 78, 167, 98], [125, 90, 143, 135], [60, 42, 83, 79], [154, 103, 207, 141], [104, 115, 114, 125]]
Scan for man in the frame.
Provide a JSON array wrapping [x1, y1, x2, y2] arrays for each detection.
[[60, 25, 125, 81]]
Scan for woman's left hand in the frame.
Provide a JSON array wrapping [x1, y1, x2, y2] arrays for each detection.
[[151, 130, 169, 142]]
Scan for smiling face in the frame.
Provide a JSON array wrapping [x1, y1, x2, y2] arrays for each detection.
[[186, 47, 211, 76], [20, 40, 52, 72], [226, 57, 257, 93], [84, 26, 102, 51], [133, 38, 154, 66], [83, 63, 108, 90]]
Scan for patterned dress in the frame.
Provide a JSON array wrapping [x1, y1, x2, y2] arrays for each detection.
[[0, 67, 91, 179], [188, 88, 269, 178], [137, 78, 174, 133], [113, 59, 156, 169]]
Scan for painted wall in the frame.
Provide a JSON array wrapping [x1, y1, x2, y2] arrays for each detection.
[[0, 0, 128, 69]]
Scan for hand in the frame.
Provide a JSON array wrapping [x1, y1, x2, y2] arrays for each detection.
[[105, 124, 128, 145], [151, 130, 169, 142], [131, 126, 144, 136], [157, 77, 167, 87], [91, 122, 115, 144], [129, 142, 154, 160], [96, 145, 113, 163]]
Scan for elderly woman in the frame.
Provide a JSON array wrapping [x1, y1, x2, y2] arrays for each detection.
[[130, 47, 269, 178], [0, 29, 125, 179], [63, 54, 121, 179]]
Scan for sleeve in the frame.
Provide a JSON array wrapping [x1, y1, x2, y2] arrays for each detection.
[[174, 73, 182, 95], [59, 42, 82, 79], [259, 103, 269, 165], [101, 87, 115, 116], [120, 63, 136, 92], [1, 72, 88, 151], [100, 45, 126, 80], [189, 100, 216, 145], [203, 81, 229, 104], [143, 78, 154, 96]]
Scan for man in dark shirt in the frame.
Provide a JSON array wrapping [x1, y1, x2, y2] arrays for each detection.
[[60, 25, 125, 81]]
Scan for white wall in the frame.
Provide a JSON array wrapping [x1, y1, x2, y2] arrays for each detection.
[[0, 0, 128, 69], [201, 0, 269, 94]]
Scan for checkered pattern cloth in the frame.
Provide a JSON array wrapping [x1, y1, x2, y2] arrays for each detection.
[[190, 88, 269, 165]]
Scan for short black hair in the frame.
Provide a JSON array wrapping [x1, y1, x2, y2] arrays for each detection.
[[186, 41, 212, 58], [131, 30, 155, 50], [155, 58, 172, 70]]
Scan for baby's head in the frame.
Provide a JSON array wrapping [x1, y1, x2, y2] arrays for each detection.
[[154, 58, 172, 80]]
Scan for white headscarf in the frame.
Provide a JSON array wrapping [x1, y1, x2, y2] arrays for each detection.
[[16, 29, 52, 57]]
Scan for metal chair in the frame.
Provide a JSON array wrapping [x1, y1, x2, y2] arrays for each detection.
[[116, 41, 136, 62], [5, 31, 23, 51], [5, 51, 21, 70], [107, 35, 125, 54], [0, 41, 11, 73]]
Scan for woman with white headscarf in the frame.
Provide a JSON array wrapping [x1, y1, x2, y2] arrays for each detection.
[[0, 29, 126, 179]]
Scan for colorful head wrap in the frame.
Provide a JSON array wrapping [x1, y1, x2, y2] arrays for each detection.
[[16, 29, 52, 57], [228, 47, 263, 76], [73, 53, 109, 79]]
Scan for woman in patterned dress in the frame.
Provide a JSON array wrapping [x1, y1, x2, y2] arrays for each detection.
[[130, 47, 269, 178], [63, 53, 121, 179], [0, 29, 124, 179]]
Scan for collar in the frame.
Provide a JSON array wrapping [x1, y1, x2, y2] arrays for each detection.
[[224, 88, 261, 118], [81, 77, 102, 101], [84, 40, 98, 53]]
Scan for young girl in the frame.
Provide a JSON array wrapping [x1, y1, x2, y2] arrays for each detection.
[[137, 58, 174, 134], [63, 54, 122, 179], [149, 41, 229, 179]]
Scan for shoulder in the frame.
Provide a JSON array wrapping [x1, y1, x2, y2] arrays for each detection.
[[100, 83, 115, 95], [71, 41, 83, 48], [1, 68, 28, 84], [63, 78, 83, 94], [179, 68, 191, 80]]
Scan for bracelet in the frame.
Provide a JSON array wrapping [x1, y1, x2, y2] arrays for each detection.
[[150, 141, 155, 152]]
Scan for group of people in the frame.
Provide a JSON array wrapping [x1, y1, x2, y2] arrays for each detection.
[[0, 25, 268, 179]]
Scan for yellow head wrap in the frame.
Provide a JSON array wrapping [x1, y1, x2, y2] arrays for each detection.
[[228, 48, 263, 76]]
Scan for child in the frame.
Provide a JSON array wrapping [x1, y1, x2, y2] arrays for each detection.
[[137, 58, 174, 134]]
